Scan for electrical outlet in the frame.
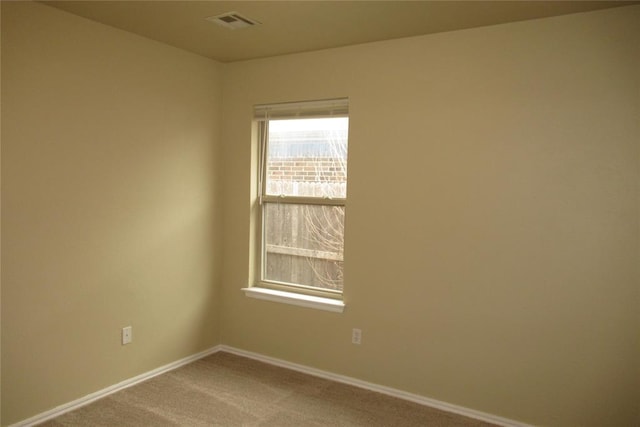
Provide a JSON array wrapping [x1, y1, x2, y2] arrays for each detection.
[[122, 326, 132, 345], [352, 328, 362, 345]]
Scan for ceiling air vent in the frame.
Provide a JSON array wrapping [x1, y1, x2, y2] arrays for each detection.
[[206, 12, 261, 30]]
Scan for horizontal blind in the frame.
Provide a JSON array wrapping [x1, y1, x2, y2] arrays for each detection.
[[254, 98, 348, 121]]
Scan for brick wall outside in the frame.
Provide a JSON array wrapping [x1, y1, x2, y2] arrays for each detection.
[[267, 157, 346, 183]]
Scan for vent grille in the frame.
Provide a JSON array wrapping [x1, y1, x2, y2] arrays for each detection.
[[206, 12, 261, 30]]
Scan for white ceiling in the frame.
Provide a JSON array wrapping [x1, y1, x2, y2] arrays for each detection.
[[42, 1, 638, 63]]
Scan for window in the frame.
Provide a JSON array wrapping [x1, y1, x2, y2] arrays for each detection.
[[248, 98, 349, 308]]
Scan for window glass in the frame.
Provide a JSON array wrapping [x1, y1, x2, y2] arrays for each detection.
[[264, 203, 345, 291], [266, 118, 348, 198]]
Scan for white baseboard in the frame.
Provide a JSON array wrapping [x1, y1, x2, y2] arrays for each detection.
[[11, 345, 223, 427], [13, 344, 532, 427], [219, 345, 533, 427]]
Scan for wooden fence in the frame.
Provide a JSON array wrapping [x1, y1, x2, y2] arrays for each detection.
[[264, 202, 344, 291]]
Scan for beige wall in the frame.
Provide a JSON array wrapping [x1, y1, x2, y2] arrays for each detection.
[[1, 2, 222, 424], [220, 6, 640, 427], [0, 2, 3, 423], [1, 2, 639, 427]]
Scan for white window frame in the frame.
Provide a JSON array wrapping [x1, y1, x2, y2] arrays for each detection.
[[242, 98, 349, 312]]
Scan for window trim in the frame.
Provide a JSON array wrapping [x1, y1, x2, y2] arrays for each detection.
[[250, 98, 349, 303]]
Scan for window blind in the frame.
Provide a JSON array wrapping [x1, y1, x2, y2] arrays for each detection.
[[254, 98, 349, 121]]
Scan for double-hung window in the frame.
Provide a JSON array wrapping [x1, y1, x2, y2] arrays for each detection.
[[250, 98, 349, 308]]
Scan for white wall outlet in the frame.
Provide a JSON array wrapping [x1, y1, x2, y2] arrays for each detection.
[[122, 326, 132, 345], [352, 328, 362, 345]]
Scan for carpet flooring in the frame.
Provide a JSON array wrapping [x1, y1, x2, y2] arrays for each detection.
[[39, 352, 498, 426]]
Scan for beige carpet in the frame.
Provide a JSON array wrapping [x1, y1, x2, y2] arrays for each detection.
[[39, 352, 498, 426]]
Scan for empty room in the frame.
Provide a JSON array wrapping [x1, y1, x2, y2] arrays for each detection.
[[1, 1, 639, 426]]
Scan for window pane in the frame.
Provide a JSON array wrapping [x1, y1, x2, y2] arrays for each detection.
[[266, 118, 348, 198], [264, 203, 344, 291]]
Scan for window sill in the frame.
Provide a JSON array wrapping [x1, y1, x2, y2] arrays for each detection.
[[241, 287, 345, 313]]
